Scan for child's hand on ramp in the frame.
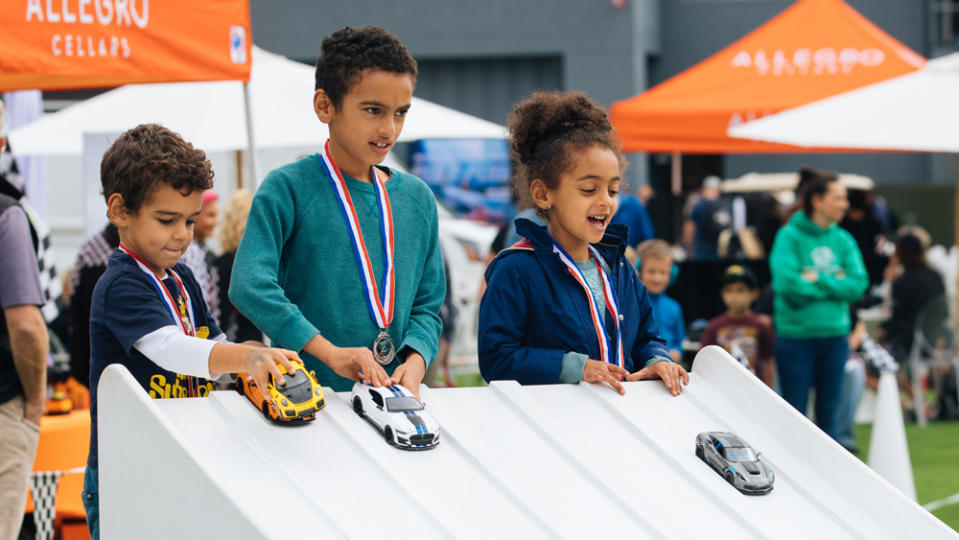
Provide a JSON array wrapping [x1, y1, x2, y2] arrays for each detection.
[[583, 359, 629, 395], [627, 360, 689, 396]]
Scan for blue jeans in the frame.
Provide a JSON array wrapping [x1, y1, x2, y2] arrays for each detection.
[[836, 359, 865, 449], [776, 336, 849, 442], [82, 466, 99, 540]]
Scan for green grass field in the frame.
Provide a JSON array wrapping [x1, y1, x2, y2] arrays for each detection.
[[855, 421, 959, 531]]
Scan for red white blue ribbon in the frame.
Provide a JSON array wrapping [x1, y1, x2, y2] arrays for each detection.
[[552, 242, 624, 368], [318, 140, 395, 330], [118, 243, 196, 337], [118, 242, 200, 397]]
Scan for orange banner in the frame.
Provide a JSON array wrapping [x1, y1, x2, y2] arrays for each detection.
[[0, 0, 251, 92]]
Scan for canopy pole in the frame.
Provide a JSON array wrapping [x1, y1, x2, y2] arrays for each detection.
[[242, 82, 258, 187], [234, 150, 244, 190], [670, 152, 682, 195]]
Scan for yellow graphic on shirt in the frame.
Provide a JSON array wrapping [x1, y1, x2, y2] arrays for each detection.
[[195, 326, 210, 339], [148, 373, 214, 399]]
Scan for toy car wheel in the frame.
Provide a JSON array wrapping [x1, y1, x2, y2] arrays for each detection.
[[725, 471, 735, 485], [352, 396, 363, 416], [696, 444, 704, 460], [235, 376, 245, 395], [260, 402, 274, 422], [384, 426, 394, 445]]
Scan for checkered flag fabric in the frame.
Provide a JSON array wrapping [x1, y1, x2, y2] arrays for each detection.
[[1, 146, 61, 323], [29, 470, 64, 540], [21, 200, 62, 323]]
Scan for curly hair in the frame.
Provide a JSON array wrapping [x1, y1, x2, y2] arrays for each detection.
[[507, 91, 625, 217], [101, 124, 213, 212], [218, 188, 253, 254], [314, 26, 418, 107]]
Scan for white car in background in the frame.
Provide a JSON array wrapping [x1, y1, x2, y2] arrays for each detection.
[[436, 201, 498, 361], [351, 383, 440, 450]]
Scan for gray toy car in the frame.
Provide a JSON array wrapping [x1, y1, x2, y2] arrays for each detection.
[[695, 431, 774, 494]]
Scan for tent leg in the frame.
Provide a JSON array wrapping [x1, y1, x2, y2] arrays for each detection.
[[671, 152, 682, 195], [243, 82, 258, 187], [235, 150, 244, 190]]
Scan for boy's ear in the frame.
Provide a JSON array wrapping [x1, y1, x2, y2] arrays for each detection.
[[529, 179, 551, 213], [106, 193, 130, 226], [313, 89, 335, 124]]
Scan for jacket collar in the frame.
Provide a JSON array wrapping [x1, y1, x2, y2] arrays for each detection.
[[513, 218, 628, 260], [790, 210, 835, 236]]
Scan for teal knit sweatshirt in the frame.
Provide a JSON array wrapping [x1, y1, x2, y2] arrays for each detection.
[[769, 211, 868, 339], [230, 154, 445, 391]]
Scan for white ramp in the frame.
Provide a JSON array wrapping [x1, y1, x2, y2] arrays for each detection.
[[97, 346, 958, 539]]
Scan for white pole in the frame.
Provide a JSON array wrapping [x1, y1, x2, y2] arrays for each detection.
[[242, 82, 258, 187]]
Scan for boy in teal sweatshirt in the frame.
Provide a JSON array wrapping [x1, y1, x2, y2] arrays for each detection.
[[230, 27, 444, 396]]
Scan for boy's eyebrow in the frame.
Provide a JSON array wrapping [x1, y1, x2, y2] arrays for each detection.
[[154, 210, 202, 218], [576, 175, 621, 182], [359, 100, 412, 109]]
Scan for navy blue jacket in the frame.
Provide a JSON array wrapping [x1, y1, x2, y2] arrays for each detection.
[[479, 219, 670, 384]]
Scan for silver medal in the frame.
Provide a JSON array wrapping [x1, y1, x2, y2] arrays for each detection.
[[372, 330, 396, 365]]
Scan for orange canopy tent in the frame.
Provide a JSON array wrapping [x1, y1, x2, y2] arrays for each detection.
[[0, 0, 257, 181], [610, 0, 926, 155], [0, 0, 252, 91]]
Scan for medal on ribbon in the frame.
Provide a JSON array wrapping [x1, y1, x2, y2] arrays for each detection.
[[319, 140, 397, 365], [552, 242, 625, 369], [118, 242, 202, 397]]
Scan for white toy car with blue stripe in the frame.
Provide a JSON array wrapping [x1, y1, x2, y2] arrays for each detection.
[[351, 383, 440, 450]]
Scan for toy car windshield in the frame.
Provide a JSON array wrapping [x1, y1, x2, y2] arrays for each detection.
[[386, 396, 425, 412], [274, 371, 314, 403], [724, 447, 757, 461]]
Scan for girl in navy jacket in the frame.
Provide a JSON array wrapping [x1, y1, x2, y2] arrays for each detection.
[[478, 91, 689, 396]]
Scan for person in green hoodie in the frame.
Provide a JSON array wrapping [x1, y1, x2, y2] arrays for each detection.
[[769, 169, 868, 442]]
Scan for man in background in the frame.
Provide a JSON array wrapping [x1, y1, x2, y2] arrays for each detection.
[[0, 99, 49, 540]]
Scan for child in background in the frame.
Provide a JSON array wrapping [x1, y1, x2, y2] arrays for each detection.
[[230, 26, 444, 398], [213, 189, 261, 343], [636, 239, 686, 363], [84, 124, 300, 539], [479, 91, 688, 396], [701, 264, 776, 387]]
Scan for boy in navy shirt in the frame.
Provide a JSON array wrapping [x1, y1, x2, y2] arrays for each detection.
[[83, 124, 300, 539]]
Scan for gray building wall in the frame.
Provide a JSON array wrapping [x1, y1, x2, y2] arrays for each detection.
[[250, 0, 659, 180], [251, 0, 657, 107], [250, 0, 956, 187]]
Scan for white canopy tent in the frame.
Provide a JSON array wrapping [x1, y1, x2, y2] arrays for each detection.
[[8, 46, 507, 161], [727, 52, 959, 152], [730, 53, 959, 429]]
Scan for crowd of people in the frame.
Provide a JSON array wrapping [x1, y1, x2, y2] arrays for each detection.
[[0, 24, 954, 539]]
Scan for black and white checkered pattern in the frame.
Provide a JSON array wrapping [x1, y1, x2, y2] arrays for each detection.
[[23, 201, 62, 323], [27, 466, 85, 540], [29, 471, 64, 540], [70, 229, 115, 292], [1, 147, 61, 323]]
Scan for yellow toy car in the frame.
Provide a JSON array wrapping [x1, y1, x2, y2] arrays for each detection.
[[236, 362, 325, 424]]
